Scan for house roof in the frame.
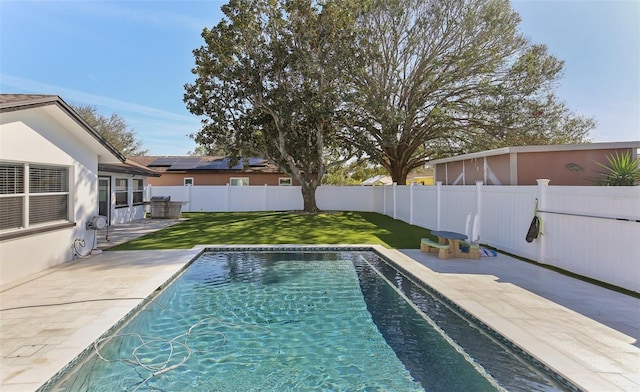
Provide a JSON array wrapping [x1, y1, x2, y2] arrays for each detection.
[[128, 156, 282, 173], [98, 159, 161, 177], [362, 175, 393, 185], [429, 141, 640, 165], [0, 94, 126, 163]]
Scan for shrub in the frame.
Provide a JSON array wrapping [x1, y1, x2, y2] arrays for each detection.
[[592, 152, 640, 186]]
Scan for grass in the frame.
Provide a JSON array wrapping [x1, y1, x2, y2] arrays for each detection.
[[110, 211, 433, 250]]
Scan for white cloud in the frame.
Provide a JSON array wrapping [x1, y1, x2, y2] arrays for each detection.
[[1, 73, 204, 155], [0, 74, 197, 122]]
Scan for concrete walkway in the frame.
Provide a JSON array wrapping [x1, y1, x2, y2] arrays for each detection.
[[0, 219, 638, 391], [95, 218, 185, 249]]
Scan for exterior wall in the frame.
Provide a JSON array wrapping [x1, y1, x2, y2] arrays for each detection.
[[436, 156, 511, 185], [516, 148, 635, 185], [147, 172, 297, 186], [436, 160, 465, 184], [0, 109, 100, 287], [459, 158, 484, 185], [486, 155, 511, 185]]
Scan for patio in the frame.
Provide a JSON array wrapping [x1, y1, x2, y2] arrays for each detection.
[[0, 219, 638, 391]]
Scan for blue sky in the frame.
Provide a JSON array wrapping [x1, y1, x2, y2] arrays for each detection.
[[1, 0, 638, 156]]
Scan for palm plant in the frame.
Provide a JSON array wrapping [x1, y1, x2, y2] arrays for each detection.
[[592, 152, 640, 186]]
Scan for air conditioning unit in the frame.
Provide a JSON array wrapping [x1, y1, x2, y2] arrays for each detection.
[[86, 215, 107, 230]]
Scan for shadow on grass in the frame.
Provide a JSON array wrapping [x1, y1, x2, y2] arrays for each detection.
[[110, 211, 433, 250]]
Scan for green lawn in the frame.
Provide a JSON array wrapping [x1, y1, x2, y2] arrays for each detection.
[[110, 211, 433, 250]]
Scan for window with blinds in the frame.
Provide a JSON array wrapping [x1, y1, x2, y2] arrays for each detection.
[[0, 197, 23, 230], [132, 179, 144, 204], [0, 162, 70, 231], [0, 163, 25, 230], [29, 166, 68, 193], [30, 194, 68, 224], [0, 164, 25, 194], [115, 178, 129, 207]]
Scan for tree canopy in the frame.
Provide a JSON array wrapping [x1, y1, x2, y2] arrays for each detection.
[[186, 0, 595, 210], [72, 104, 149, 156], [184, 0, 363, 212], [343, 0, 594, 184]]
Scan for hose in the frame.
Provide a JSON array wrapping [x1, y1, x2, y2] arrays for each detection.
[[73, 238, 91, 258], [72, 229, 100, 258]]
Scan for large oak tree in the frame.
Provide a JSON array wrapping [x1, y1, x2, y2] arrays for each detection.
[[184, 0, 363, 212], [345, 0, 594, 184]]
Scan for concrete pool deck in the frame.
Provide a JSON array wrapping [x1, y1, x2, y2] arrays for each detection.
[[0, 219, 638, 391]]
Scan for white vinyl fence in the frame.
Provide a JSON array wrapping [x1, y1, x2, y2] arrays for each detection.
[[147, 182, 640, 293]]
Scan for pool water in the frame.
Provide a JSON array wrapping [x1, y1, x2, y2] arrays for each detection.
[[50, 251, 569, 391]]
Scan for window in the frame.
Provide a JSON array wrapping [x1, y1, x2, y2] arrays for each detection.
[[184, 177, 194, 186], [230, 177, 249, 186], [132, 179, 144, 204], [0, 163, 25, 230], [29, 165, 69, 225], [115, 178, 129, 207], [278, 177, 292, 186], [0, 162, 70, 231]]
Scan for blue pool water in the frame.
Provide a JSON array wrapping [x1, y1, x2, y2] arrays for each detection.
[[50, 251, 570, 391]]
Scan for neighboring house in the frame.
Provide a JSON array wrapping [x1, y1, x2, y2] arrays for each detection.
[[128, 156, 297, 186], [407, 176, 435, 186], [430, 142, 640, 185], [362, 173, 434, 186], [361, 175, 393, 186], [0, 94, 156, 286]]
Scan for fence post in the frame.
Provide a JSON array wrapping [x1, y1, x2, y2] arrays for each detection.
[[225, 184, 230, 212], [393, 183, 397, 219], [263, 184, 268, 211], [475, 180, 483, 241], [383, 184, 387, 216], [409, 182, 414, 225], [536, 179, 550, 264], [436, 181, 442, 230], [187, 183, 192, 212]]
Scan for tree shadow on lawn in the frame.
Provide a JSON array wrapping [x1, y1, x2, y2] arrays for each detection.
[[357, 212, 433, 249]]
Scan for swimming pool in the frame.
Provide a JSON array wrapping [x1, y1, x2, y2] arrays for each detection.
[[48, 250, 572, 391]]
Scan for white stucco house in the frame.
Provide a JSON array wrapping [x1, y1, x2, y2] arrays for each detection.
[[0, 94, 158, 286]]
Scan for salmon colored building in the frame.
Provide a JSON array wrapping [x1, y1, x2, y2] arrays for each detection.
[[429, 141, 640, 186], [128, 156, 298, 186]]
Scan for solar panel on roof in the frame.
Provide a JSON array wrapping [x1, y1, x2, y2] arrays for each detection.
[[197, 159, 230, 170], [168, 158, 202, 170], [150, 156, 268, 171], [168, 163, 198, 170], [148, 157, 181, 166], [196, 158, 244, 170]]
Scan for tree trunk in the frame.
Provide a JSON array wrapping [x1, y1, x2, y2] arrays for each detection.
[[389, 161, 410, 185], [300, 182, 320, 213]]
